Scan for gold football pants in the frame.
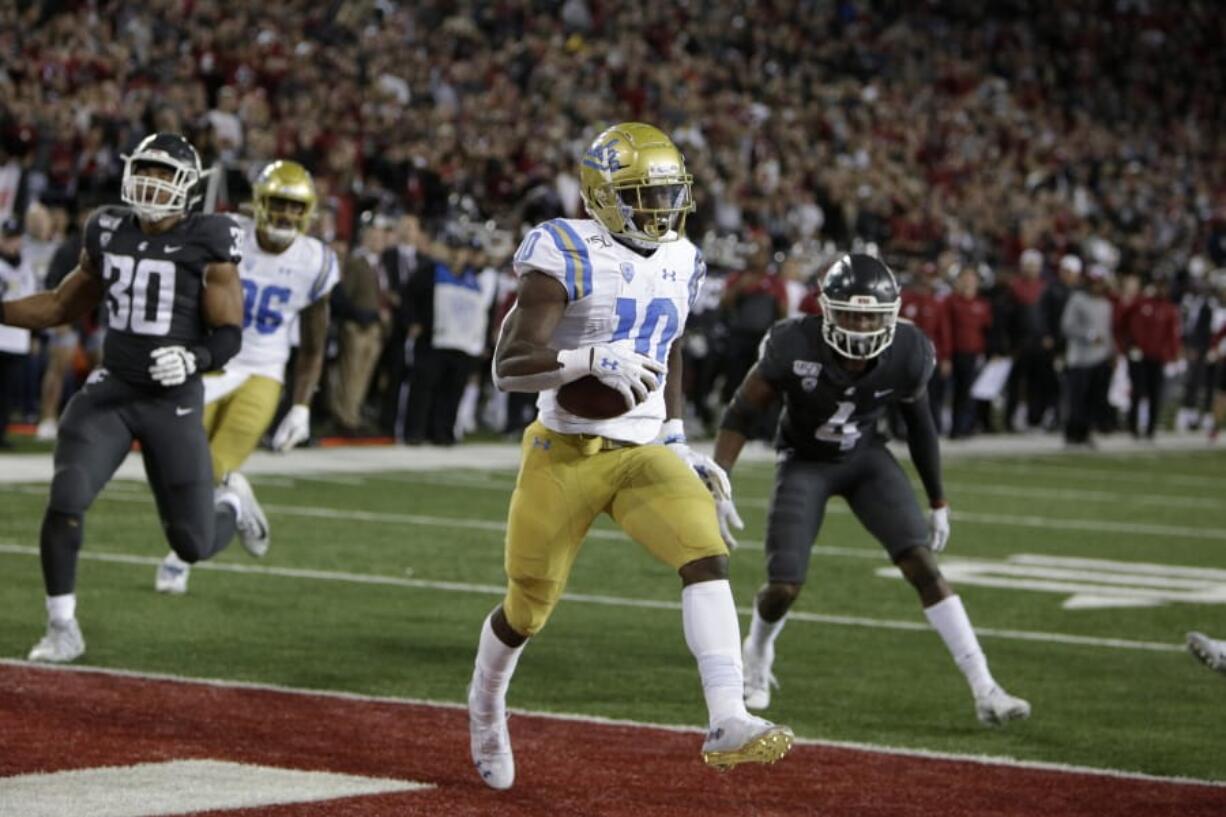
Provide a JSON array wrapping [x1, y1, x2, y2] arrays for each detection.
[[202, 374, 282, 482], [501, 420, 727, 637]]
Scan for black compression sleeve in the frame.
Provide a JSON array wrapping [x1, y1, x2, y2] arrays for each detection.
[[898, 393, 945, 506], [191, 324, 242, 372], [719, 389, 760, 436]]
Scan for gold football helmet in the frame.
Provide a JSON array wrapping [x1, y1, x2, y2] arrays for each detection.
[[579, 122, 693, 245], [252, 160, 316, 245]]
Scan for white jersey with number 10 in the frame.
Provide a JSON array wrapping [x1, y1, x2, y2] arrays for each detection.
[[511, 217, 706, 444]]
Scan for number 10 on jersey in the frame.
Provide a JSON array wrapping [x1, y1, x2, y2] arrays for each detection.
[[611, 297, 679, 362]]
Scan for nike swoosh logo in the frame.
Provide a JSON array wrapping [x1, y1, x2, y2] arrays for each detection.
[[165, 245, 183, 253], [175, 407, 194, 416], [874, 389, 894, 398]]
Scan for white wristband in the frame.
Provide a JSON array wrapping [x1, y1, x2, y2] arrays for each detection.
[[493, 347, 591, 393], [556, 347, 593, 384], [660, 418, 686, 444]]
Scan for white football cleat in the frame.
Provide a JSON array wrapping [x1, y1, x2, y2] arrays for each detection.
[[154, 552, 191, 594], [742, 638, 778, 710], [220, 472, 270, 558], [974, 685, 1031, 726], [468, 671, 514, 790], [28, 619, 85, 663], [1187, 632, 1226, 675], [701, 714, 794, 771]]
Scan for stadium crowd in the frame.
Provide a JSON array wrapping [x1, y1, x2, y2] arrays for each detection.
[[2, 0, 1225, 447]]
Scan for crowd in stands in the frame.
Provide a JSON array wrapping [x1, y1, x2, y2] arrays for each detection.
[[2, 0, 1225, 447]]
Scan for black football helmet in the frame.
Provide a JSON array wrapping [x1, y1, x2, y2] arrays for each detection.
[[818, 253, 902, 359], [121, 133, 203, 222]]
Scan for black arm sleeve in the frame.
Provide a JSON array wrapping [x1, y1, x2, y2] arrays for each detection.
[[191, 324, 242, 372], [719, 386, 763, 435], [898, 391, 944, 505]]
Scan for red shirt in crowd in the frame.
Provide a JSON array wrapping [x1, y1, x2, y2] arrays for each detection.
[[1119, 296, 1182, 362], [943, 292, 993, 355], [901, 288, 951, 360], [1009, 276, 1045, 306]]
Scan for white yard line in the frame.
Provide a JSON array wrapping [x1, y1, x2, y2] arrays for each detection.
[[0, 543, 1184, 654], [1, 659, 1221, 789], [9, 483, 1223, 542]]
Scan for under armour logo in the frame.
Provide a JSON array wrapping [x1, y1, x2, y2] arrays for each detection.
[[707, 727, 725, 742], [600, 358, 618, 371], [532, 436, 551, 450], [662, 269, 677, 281]]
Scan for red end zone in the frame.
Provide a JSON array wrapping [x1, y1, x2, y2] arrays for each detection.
[[1, 663, 1222, 817]]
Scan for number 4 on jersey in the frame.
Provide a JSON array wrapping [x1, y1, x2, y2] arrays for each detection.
[[815, 400, 861, 450]]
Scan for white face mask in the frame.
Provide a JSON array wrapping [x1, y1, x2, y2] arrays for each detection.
[[121, 158, 199, 222]]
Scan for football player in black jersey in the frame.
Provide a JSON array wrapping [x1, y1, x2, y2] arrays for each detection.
[[0, 133, 270, 663], [713, 254, 1030, 726]]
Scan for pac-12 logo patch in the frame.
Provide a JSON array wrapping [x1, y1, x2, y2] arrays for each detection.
[[620, 262, 635, 283], [793, 360, 821, 377]]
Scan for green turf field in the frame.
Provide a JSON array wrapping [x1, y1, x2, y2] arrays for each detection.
[[2, 449, 1224, 781]]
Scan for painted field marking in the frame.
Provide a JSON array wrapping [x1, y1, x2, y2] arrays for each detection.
[[877, 554, 1226, 609], [0, 543, 1185, 653], [9, 484, 1225, 542], [2, 660, 1223, 790], [0, 758, 431, 817]]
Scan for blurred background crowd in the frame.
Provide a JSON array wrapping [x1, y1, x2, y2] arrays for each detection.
[[2, 0, 1225, 448]]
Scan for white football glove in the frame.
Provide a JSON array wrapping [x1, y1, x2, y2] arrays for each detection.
[[148, 346, 197, 387], [586, 343, 665, 410], [929, 503, 950, 553], [271, 404, 311, 452], [662, 421, 744, 550]]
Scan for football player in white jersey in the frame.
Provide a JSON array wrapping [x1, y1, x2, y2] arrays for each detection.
[[154, 160, 339, 594], [466, 122, 792, 790]]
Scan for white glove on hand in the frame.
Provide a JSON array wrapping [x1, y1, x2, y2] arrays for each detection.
[[663, 422, 744, 549], [148, 346, 197, 387], [271, 404, 311, 452], [586, 343, 666, 410], [929, 504, 950, 553]]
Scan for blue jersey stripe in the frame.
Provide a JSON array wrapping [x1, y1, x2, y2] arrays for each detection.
[[540, 223, 576, 299], [550, 220, 593, 299]]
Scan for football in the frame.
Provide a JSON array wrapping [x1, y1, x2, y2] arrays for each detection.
[[556, 375, 632, 419]]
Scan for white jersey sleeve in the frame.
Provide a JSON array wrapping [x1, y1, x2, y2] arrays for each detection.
[[512, 219, 595, 301]]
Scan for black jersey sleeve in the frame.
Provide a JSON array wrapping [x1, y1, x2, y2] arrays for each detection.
[[899, 324, 937, 402], [194, 214, 244, 266], [81, 206, 129, 276], [755, 318, 805, 388]]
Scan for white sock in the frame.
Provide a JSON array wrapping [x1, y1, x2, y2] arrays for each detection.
[[746, 604, 788, 656], [682, 580, 748, 725], [924, 595, 996, 698], [163, 551, 189, 569], [47, 593, 76, 624], [471, 613, 525, 715]]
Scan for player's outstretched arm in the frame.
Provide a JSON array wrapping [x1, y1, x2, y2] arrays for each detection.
[[713, 367, 778, 473], [0, 251, 102, 331], [272, 297, 329, 452], [897, 392, 950, 551]]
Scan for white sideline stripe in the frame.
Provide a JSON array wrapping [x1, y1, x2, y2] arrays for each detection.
[[0, 759, 430, 817], [956, 461, 1223, 489], [11, 483, 1225, 542], [0, 543, 1183, 654], [1, 661, 1222, 790], [340, 471, 1226, 512]]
